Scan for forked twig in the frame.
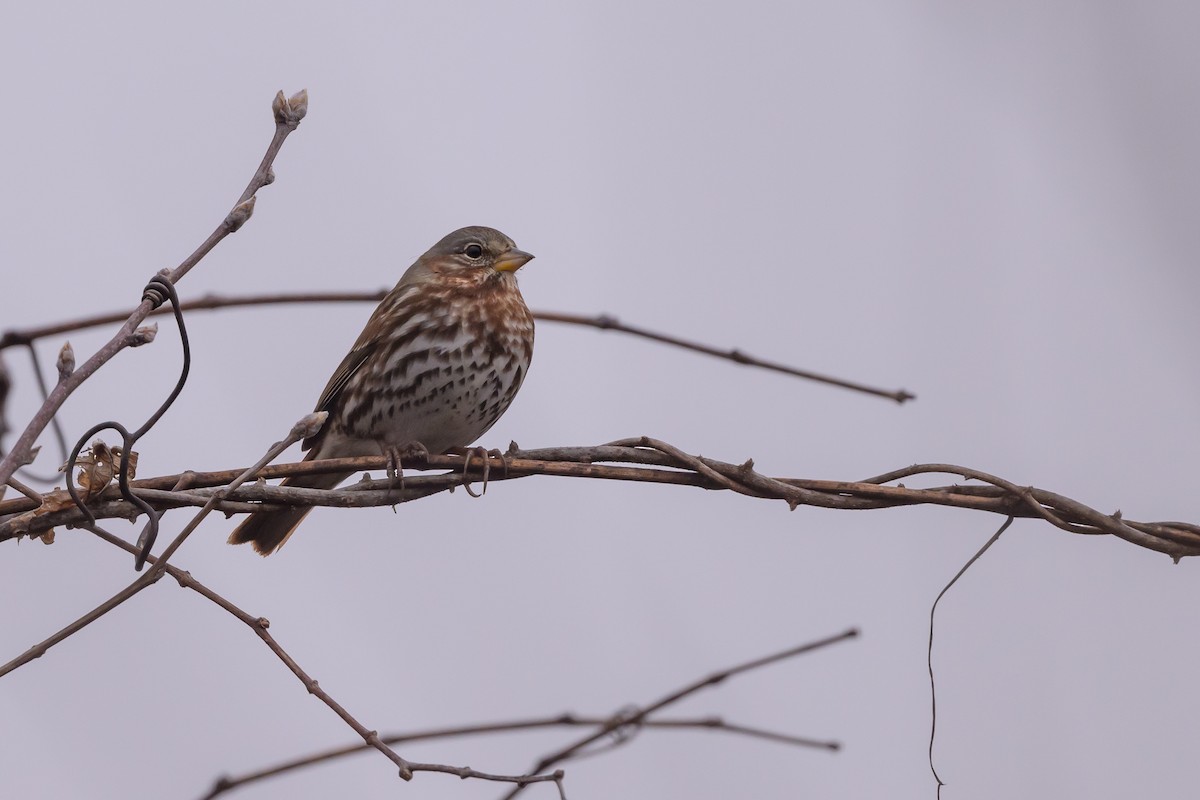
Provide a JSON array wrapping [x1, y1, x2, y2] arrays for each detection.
[[0, 89, 307, 488], [500, 629, 858, 799]]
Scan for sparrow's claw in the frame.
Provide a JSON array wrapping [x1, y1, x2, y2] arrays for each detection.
[[383, 447, 401, 488], [488, 448, 510, 480], [381, 441, 430, 496], [448, 445, 506, 498]]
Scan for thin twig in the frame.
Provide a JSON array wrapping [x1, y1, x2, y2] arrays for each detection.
[[4, 476, 42, 504], [19, 343, 69, 473], [536, 310, 914, 402], [0, 561, 159, 679], [0, 293, 914, 403]]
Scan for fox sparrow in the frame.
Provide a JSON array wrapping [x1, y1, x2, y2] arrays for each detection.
[[228, 226, 536, 555]]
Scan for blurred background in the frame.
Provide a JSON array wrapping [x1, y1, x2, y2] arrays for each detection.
[[2, 2, 1198, 798]]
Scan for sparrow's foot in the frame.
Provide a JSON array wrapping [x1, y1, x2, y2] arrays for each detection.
[[447, 446, 508, 498], [381, 441, 430, 496]]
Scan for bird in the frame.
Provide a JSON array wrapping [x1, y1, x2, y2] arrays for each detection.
[[228, 226, 536, 555]]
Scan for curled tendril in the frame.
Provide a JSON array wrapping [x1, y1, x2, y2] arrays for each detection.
[[63, 274, 192, 570]]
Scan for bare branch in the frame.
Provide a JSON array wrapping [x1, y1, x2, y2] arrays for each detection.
[[14, 344, 69, 478], [536, 310, 914, 402], [0, 292, 913, 403], [0, 90, 306, 486], [3, 442, 1196, 559]]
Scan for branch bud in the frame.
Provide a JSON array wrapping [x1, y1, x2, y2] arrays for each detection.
[[287, 89, 308, 121], [225, 196, 256, 232], [20, 445, 41, 468], [272, 89, 309, 128], [293, 411, 328, 441], [129, 324, 158, 347], [56, 342, 75, 381]]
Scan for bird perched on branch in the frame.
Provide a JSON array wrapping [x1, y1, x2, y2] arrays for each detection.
[[229, 226, 536, 555]]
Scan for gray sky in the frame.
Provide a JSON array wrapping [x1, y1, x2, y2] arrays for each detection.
[[3, 2, 1199, 798]]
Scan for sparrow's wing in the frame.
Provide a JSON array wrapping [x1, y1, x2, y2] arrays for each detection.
[[303, 342, 375, 451]]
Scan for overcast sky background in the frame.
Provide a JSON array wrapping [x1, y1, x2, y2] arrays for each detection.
[[3, 2, 1199, 799]]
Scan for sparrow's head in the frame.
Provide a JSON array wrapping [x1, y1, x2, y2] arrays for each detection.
[[418, 226, 534, 277]]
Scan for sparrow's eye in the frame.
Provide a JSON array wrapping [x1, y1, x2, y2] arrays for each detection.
[[464, 243, 484, 259]]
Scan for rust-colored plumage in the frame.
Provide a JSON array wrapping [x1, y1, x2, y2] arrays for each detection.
[[229, 226, 536, 554]]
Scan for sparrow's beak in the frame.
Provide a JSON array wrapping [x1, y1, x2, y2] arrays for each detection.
[[494, 249, 534, 273]]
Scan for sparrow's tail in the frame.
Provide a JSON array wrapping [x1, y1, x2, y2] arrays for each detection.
[[227, 463, 351, 556]]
